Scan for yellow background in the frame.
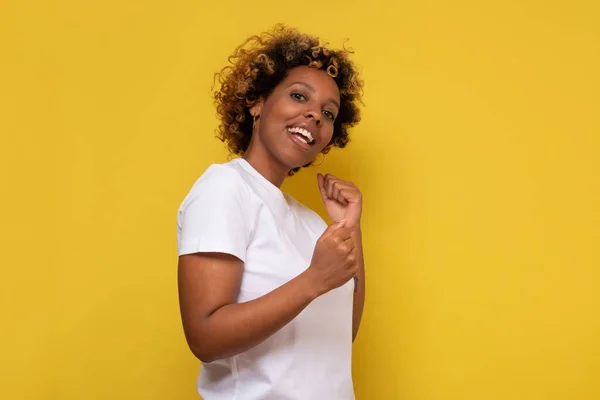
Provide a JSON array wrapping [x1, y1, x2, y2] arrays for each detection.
[[1, 0, 599, 399]]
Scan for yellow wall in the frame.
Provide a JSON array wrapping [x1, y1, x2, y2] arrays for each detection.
[[1, 1, 599, 399]]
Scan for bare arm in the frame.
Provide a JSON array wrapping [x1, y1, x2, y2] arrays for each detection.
[[351, 227, 365, 342], [178, 253, 318, 363], [317, 173, 366, 343], [178, 222, 356, 363]]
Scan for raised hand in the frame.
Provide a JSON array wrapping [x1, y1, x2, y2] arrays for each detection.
[[317, 173, 363, 229]]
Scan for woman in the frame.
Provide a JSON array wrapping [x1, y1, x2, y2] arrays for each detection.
[[177, 25, 365, 399]]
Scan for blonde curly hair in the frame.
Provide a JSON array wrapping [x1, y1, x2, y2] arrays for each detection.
[[213, 24, 364, 174]]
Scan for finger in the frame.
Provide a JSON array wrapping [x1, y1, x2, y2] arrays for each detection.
[[335, 186, 349, 205], [333, 226, 352, 240], [338, 188, 359, 204], [336, 195, 348, 206], [326, 176, 335, 199], [344, 236, 356, 251], [325, 174, 341, 198], [324, 176, 357, 205], [327, 181, 348, 205], [332, 180, 360, 199], [326, 175, 354, 190], [325, 173, 340, 182], [332, 184, 341, 202], [346, 251, 357, 267], [328, 178, 356, 200], [317, 173, 327, 201], [335, 179, 356, 188], [327, 219, 347, 233]]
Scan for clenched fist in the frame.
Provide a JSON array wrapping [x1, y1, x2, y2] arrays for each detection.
[[317, 173, 363, 229], [306, 220, 359, 295]]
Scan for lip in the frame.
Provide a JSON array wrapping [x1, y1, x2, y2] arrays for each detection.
[[288, 129, 312, 150], [286, 122, 317, 150]]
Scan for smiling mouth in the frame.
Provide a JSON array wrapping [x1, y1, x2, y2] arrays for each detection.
[[287, 126, 315, 145]]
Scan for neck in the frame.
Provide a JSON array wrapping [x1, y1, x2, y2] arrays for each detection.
[[243, 145, 288, 188]]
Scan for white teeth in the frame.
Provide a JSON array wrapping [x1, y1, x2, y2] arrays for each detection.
[[287, 127, 314, 143]]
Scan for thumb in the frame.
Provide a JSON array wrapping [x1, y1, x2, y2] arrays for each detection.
[[331, 219, 346, 230], [322, 219, 346, 238]]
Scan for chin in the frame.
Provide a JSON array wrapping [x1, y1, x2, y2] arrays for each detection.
[[276, 151, 312, 171], [282, 160, 308, 173]]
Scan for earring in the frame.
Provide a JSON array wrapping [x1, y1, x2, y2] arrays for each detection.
[[312, 152, 326, 167]]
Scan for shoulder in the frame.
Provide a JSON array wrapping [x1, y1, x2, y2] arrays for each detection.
[[176, 160, 257, 258], [192, 160, 249, 191], [185, 160, 250, 199], [178, 160, 256, 215]]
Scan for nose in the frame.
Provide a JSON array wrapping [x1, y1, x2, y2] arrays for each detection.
[[304, 108, 322, 126]]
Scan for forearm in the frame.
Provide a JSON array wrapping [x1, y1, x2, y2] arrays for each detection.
[[188, 270, 319, 363], [352, 227, 365, 341]]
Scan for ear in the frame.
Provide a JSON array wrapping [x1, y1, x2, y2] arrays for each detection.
[[249, 98, 264, 120]]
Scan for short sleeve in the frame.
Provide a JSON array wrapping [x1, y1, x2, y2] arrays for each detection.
[[176, 166, 253, 262]]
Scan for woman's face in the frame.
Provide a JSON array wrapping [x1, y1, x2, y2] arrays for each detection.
[[249, 66, 341, 172]]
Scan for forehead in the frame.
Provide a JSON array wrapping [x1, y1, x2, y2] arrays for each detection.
[[280, 66, 340, 101]]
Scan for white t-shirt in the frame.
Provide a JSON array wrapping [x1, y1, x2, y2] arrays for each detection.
[[176, 158, 355, 400]]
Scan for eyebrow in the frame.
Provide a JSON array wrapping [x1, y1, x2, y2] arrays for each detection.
[[288, 81, 340, 109]]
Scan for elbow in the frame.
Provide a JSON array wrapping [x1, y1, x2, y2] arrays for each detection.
[[188, 342, 220, 364], [189, 345, 209, 363], [183, 320, 229, 363], [187, 336, 229, 363], [183, 322, 220, 363], [194, 352, 218, 364]]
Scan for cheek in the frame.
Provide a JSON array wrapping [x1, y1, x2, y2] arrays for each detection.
[[318, 126, 335, 149], [263, 98, 298, 129], [273, 96, 297, 114]]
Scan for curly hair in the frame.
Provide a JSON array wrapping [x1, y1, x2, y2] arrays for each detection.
[[213, 24, 364, 174]]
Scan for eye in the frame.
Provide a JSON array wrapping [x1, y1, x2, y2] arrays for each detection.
[[291, 92, 307, 101], [323, 110, 336, 120]]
